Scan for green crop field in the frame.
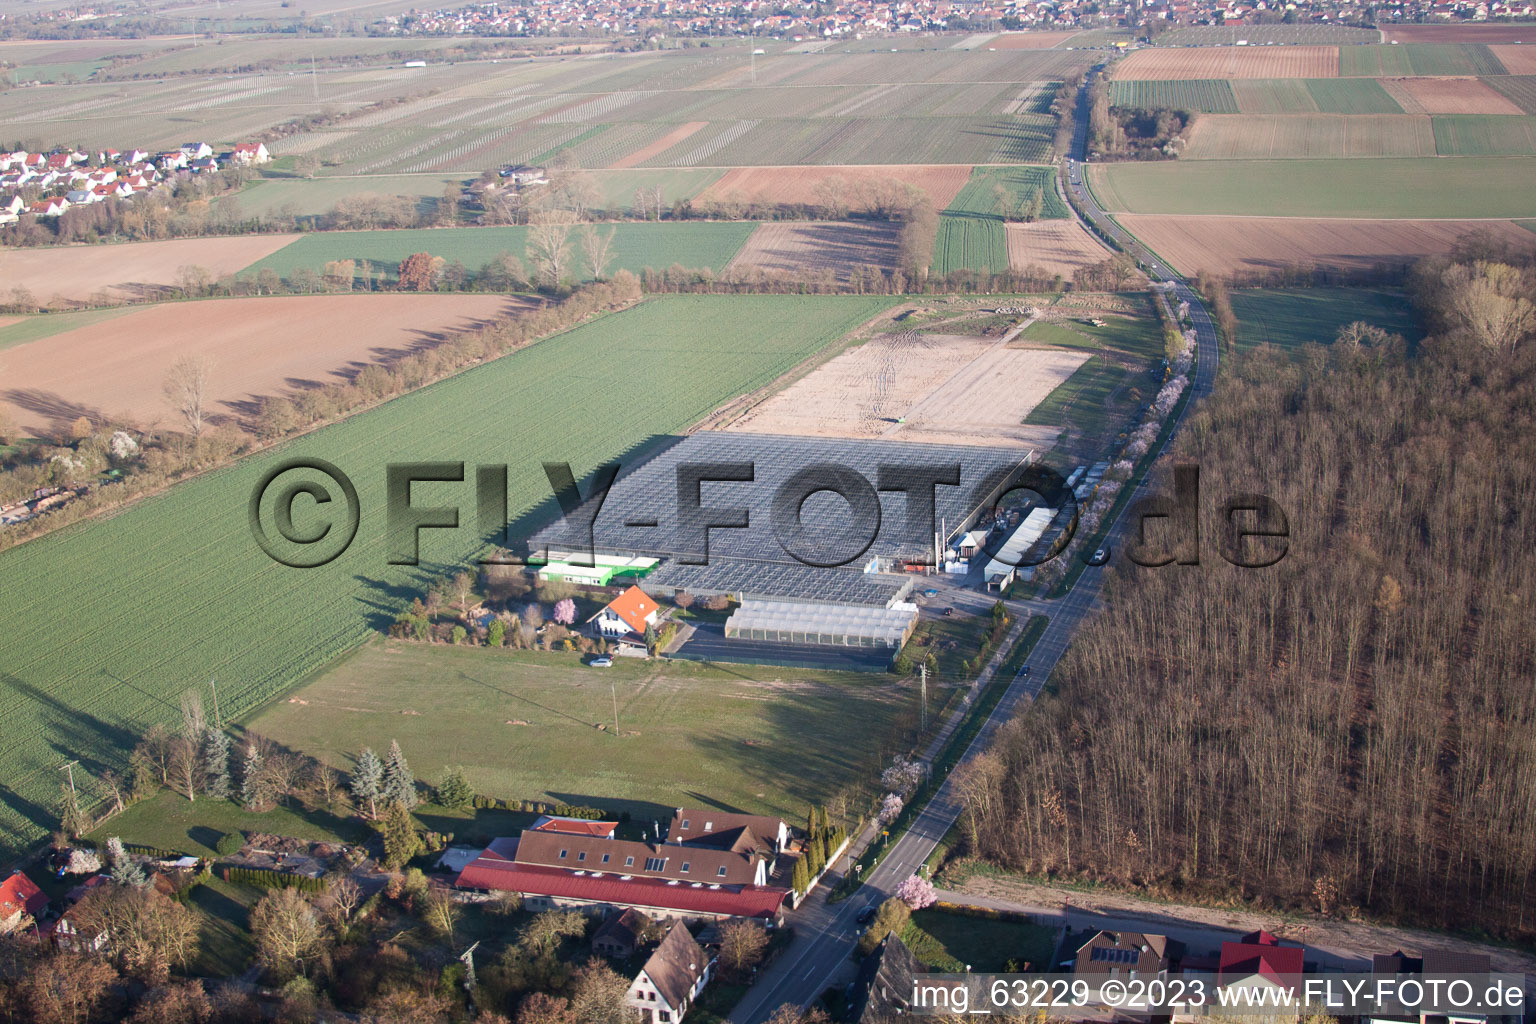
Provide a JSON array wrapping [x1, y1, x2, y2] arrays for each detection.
[[1340, 43, 1509, 77], [247, 222, 756, 284], [232, 174, 467, 218], [0, 293, 894, 860], [1231, 287, 1420, 351], [1433, 115, 1536, 155], [1231, 79, 1322, 114], [1109, 79, 1240, 113], [1485, 76, 1536, 115], [1305, 77, 1404, 114], [1090, 157, 1536, 217], [932, 165, 1065, 275], [250, 639, 916, 823]]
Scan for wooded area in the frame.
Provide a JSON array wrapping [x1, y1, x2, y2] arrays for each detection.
[[955, 254, 1536, 936]]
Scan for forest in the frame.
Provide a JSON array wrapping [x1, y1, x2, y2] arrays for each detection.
[[953, 253, 1536, 937]]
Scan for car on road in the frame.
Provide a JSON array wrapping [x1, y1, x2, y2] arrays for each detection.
[[1088, 547, 1109, 566], [855, 905, 878, 926], [922, 588, 939, 597], [588, 656, 613, 668], [942, 607, 955, 616]]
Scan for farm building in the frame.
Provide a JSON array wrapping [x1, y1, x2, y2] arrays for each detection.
[[982, 506, 1057, 590], [537, 553, 657, 586], [724, 600, 918, 650]]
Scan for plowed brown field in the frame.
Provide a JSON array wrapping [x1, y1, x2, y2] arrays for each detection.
[[1385, 25, 1536, 43], [1119, 214, 1536, 276], [696, 164, 972, 209], [1005, 220, 1108, 278], [1113, 45, 1339, 79], [1389, 76, 1525, 114], [0, 293, 526, 435], [1492, 45, 1536, 75], [725, 221, 902, 279], [0, 234, 299, 306]]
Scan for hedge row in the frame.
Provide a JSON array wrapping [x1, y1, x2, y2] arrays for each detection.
[[219, 866, 327, 892], [469, 797, 610, 819]]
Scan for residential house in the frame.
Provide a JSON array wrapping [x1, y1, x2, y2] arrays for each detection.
[[667, 808, 789, 854], [847, 933, 941, 1024], [2, 195, 24, 215], [625, 921, 713, 1024], [590, 584, 661, 640], [0, 871, 47, 935], [1073, 929, 1184, 982], [28, 196, 70, 217], [189, 157, 219, 174], [230, 142, 271, 164], [180, 142, 213, 160], [593, 907, 651, 958], [1216, 930, 1305, 1012], [1369, 949, 1501, 1024], [46, 874, 110, 952], [65, 188, 95, 205]]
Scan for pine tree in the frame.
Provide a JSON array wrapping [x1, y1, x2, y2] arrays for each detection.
[[806, 806, 818, 841], [791, 856, 810, 895], [106, 836, 147, 888], [241, 742, 265, 811], [380, 801, 422, 869], [352, 747, 384, 820], [382, 738, 417, 810], [58, 782, 90, 839], [436, 765, 473, 810], [202, 728, 232, 800]]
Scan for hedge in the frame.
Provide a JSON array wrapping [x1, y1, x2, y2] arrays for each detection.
[[219, 865, 327, 892]]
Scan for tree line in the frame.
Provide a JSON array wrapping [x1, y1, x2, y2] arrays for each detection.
[[951, 253, 1536, 937]]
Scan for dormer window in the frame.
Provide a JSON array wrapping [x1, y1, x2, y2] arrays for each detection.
[[703, 822, 713, 831], [681, 819, 690, 828], [559, 849, 567, 859], [680, 863, 690, 873], [717, 866, 728, 877], [578, 851, 586, 862]]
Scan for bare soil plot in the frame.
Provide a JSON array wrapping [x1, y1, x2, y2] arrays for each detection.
[[0, 235, 300, 307], [726, 221, 902, 279], [725, 329, 1079, 448], [0, 293, 524, 436], [608, 121, 708, 168], [1005, 220, 1109, 278], [697, 165, 973, 210], [1386, 25, 1536, 43], [1492, 45, 1536, 75], [1118, 214, 1536, 276], [1112, 45, 1339, 80], [1386, 76, 1526, 114], [988, 31, 1083, 49]]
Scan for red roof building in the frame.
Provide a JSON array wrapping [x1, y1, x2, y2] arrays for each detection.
[[530, 815, 621, 838], [1218, 930, 1305, 990], [0, 872, 47, 933], [592, 585, 661, 637], [456, 858, 789, 922]]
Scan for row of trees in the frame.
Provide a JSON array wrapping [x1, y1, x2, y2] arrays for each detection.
[[952, 253, 1536, 936]]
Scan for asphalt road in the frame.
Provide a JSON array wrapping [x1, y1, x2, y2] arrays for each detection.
[[726, 74, 1223, 1024]]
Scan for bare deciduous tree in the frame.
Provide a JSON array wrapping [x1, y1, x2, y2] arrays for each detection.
[[162, 355, 213, 436], [526, 214, 574, 288], [580, 224, 617, 282]]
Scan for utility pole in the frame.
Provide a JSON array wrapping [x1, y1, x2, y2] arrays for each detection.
[[310, 53, 319, 100], [611, 679, 621, 739], [919, 664, 927, 732], [209, 677, 221, 730], [59, 760, 79, 797]]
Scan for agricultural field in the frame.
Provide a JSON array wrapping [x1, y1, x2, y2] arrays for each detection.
[[587, 168, 727, 211], [1433, 114, 1536, 154], [1181, 115, 1436, 159], [233, 174, 465, 218], [726, 323, 1084, 449], [0, 293, 896, 859], [696, 165, 973, 211], [0, 307, 141, 353], [0, 293, 526, 438], [1379, 76, 1527, 114], [1157, 24, 1382, 45], [1230, 287, 1421, 351], [724, 221, 903, 279], [1112, 46, 1340, 80], [1339, 43, 1509, 77], [1109, 79, 1240, 113], [933, 165, 1065, 275], [1089, 157, 1536, 218], [1483, 75, 1536, 114], [945, 165, 1067, 221], [1493, 45, 1536, 75], [933, 217, 1009, 276], [246, 222, 757, 284], [1384, 24, 1536, 44], [0, 234, 299, 306], [1114, 214, 1536, 276], [251, 640, 915, 823], [1303, 77, 1405, 113], [1005, 220, 1109, 279]]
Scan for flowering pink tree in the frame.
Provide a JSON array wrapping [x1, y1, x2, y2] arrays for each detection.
[[877, 793, 904, 826], [553, 598, 576, 625], [895, 874, 937, 909]]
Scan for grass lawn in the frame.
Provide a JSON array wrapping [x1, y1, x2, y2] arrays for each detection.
[[1090, 157, 1536, 218], [1018, 307, 1164, 457], [247, 221, 756, 285], [91, 790, 368, 858], [1231, 287, 1420, 352], [249, 638, 920, 824], [901, 907, 1058, 972], [232, 173, 467, 218], [187, 876, 263, 977]]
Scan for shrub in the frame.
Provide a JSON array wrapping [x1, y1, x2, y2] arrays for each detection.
[[215, 831, 243, 857]]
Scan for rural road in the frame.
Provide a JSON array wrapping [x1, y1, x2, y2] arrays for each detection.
[[725, 74, 1223, 1024]]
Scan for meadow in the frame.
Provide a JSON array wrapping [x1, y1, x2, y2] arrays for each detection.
[[1089, 156, 1536, 218], [1182, 114, 1436, 159], [1338, 43, 1509, 77], [247, 222, 757, 283], [250, 639, 916, 823], [0, 293, 895, 860], [1230, 287, 1420, 351]]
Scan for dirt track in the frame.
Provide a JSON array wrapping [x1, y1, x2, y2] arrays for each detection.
[[0, 234, 300, 306], [0, 293, 524, 435]]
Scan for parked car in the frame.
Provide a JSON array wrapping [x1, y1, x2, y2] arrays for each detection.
[[1020, 665, 1031, 678], [855, 905, 878, 926], [922, 588, 939, 597], [589, 656, 613, 668]]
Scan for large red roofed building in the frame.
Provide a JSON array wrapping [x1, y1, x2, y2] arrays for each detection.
[[1218, 930, 1306, 993], [0, 871, 47, 934]]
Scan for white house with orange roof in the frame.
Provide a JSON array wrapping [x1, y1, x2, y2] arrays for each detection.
[[589, 584, 661, 640]]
